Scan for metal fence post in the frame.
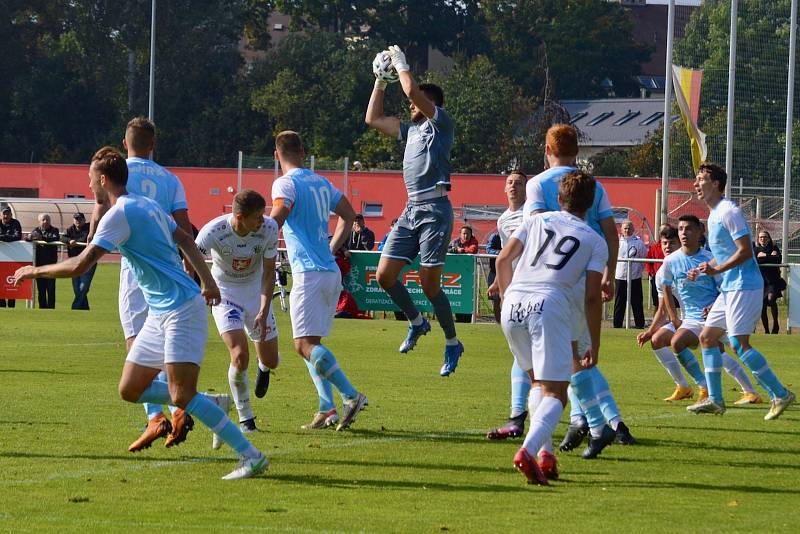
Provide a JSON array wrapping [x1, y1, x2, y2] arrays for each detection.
[[625, 259, 632, 330]]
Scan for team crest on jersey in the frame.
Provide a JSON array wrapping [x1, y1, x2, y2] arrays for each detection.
[[232, 257, 252, 271], [253, 245, 262, 255]]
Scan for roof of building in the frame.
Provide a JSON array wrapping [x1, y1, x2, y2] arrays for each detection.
[[562, 98, 674, 147]]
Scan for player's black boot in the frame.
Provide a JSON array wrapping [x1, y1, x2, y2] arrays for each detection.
[[581, 425, 617, 459], [559, 418, 589, 452], [255, 367, 270, 398], [614, 421, 636, 445]]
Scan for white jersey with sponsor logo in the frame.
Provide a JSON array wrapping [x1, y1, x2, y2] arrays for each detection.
[[195, 214, 279, 290], [507, 211, 608, 297], [497, 207, 524, 247]]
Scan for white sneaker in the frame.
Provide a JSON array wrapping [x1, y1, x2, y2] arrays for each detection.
[[687, 397, 726, 415], [207, 393, 232, 450], [221, 452, 269, 481], [336, 393, 368, 431], [765, 390, 795, 421]]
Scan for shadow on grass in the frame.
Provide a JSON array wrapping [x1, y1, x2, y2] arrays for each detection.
[[645, 437, 799, 455], [265, 472, 549, 494], [0, 451, 231, 464], [282, 456, 507, 475], [0, 368, 74, 375], [289, 427, 489, 446], [641, 423, 800, 437], [602, 478, 800, 495], [603, 454, 800, 471], [0, 420, 69, 426]]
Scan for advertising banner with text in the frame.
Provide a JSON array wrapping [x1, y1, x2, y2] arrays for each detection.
[[0, 241, 34, 299], [346, 252, 474, 314]]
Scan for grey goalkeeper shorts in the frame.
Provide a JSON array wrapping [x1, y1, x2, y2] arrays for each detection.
[[380, 197, 453, 267]]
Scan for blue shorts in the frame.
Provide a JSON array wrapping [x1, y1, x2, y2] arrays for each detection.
[[381, 197, 453, 267]]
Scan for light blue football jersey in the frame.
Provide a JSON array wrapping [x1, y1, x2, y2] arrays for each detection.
[[524, 166, 614, 236], [399, 107, 454, 197], [271, 168, 342, 274], [126, 157, 188, 214], [661, 248, 720, 321], [707, 198, 763, 291], [92, 194, 199, 313]]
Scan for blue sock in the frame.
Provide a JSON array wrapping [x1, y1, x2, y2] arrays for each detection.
[[510, 360, 532, 418], [728, 336, 743, 356], [740, 348, 787, 400], [303, 358, 336, 412], [143, 370, 168, 419], [568, 385, 585, 419], [310, 345, 358, 401], [570, 370, 605, 430], [137, 379, 171, 405], [589, 367, 621, 424], [701, 347, 724, 403], [677, 348, 707, 388], [186, 393, 255, 456]]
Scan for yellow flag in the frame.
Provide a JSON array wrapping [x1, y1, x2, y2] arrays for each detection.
[[671, 65, 707, 173]]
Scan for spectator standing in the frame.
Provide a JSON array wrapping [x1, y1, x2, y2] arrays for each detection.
[[27, 213, 60, 309], [1, 207, 23, 308], [614, 220, 647, 328], [348, 214, 375, 251], [62, 213, 95, 310], [754, 230, 785, 334], [448, 226, 479, 254], [645, 224, 670, 307]]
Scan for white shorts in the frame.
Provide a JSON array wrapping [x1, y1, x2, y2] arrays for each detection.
[[119, 265, 148, 339], [126, 296, 208, 369], [289, 270, 341, 339], [211, 284, 278, 342], [501, 289, 573, 382], [570, 282, 591, 356], [660, 322, 677, 333], [676, 318, 704, 338], [705, 289, 762, 336]]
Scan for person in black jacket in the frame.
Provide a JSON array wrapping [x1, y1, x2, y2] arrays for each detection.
[[62, 213, 95, 309], [754, 230, 785, 334], [1, 207, 23, 308], [26, 213, 60, 309], [348, 214, 375, 251]]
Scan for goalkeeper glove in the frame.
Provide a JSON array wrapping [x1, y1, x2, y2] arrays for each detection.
[[388, 45, 410, 73]]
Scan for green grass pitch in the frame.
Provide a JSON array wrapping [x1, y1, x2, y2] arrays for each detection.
[[1, 264, 798, 533]]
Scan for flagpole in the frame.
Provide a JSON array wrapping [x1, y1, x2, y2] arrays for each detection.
[[660, 0, 675, 226], [783, 0, 797, 261]]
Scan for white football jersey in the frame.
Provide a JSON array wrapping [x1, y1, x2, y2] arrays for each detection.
[[507, 211, 608, 295], [497, 207, 524, 247], [196, 214, 279, 288]]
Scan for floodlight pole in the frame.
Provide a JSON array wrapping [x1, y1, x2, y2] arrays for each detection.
[[148, 0, 156, 121], [725, 0, 738, 198], [660, 0, 675, 226], [783, 0, 797, 259]]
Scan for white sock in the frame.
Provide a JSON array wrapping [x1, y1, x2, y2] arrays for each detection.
[[228, 363, 254, 423], [722, 353, 756, 393], [257, 359, 270, 372], [608, 416, 622, 431], [522, 396, 563, 455], [589, 426, 604, 439], [654, 347, 689, 387], [445, 337, 460, 346], [410, 315, 424, 327], [527, 386, 553, 454]]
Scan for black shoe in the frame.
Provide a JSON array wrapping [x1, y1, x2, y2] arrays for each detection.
[[582, 425, 617, 459], [240, 418, 258, 433], [559, 419, 589, 452], [255, 367, 270, 398], [615, 421, 636, 445]]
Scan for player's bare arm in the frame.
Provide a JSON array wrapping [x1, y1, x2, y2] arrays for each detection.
[[330, 196, 357, 254], [698, 235, 750, 275], [173, 226, 220, 305], [661, 285, 681, 329], [256, 256, 276, 342], [639, 297, 667, 347], [171, 207, 196, 276], [495, 238, 523, 297], [87, 191, 110, 242], [388, 46, 436, 120], [583, 270, 603, 368], [269, 200, 290, 228], [365, 82, 401, 138], [13, 244, 106, 284]]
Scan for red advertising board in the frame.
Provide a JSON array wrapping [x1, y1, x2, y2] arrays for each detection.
[[0, 261, 33, 299]]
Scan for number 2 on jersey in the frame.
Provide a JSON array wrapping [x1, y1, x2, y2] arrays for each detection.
[[531, 229, 580, 270]]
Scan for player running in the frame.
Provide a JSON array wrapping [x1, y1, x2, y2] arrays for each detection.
[[496, 170, 607, 485], [691, 164, 793, 418], [196, 189, 281, 447], [270, 130, 368, 431], [14, 147, 268, 480]]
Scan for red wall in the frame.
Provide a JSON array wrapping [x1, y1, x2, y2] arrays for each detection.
[[0, 163, 692, 243]]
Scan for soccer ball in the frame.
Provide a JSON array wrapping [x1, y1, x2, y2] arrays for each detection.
[[372, 50, 399, 84]]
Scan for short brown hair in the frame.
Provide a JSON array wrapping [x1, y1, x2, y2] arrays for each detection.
[[698, 162, 727, 193], [232, 189, 266, 216], [91, 146, 128, 186], [275, 130, 304, 158], [508, 170, 527, 181], [558, 171, 595, 214], [126, 116, 156, 153], [546, 124, 579, 158]]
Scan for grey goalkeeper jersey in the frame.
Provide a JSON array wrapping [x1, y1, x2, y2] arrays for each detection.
[[399, 107, 454, 199]]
